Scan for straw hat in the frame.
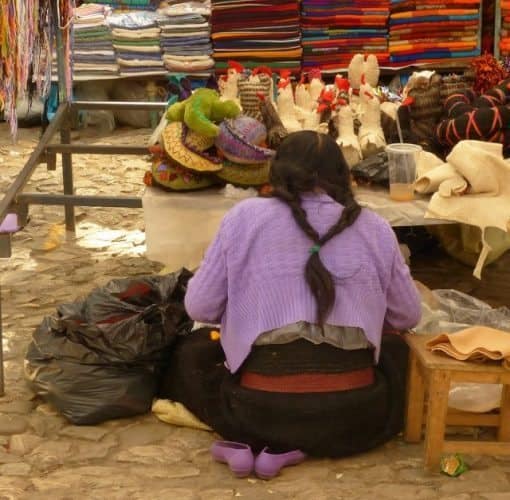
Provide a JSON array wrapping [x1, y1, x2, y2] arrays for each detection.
[[162, 122, 223, 172], [230, 115, 268, 144], [215, 160, 270, 186], [149, 157, 216, 191], [215, 117, 275, 165]]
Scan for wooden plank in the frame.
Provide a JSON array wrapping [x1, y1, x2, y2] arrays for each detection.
[[443, 440, 510, 455], [424, 370, 451, 470], [405, 351, 426, 443], [450, 372, 510, 384], [405, 334, 510, 375], [498, 385, 510, 441], [446, 410, 500, 427]]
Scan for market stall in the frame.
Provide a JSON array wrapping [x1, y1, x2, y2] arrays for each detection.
[[1, 0, 510, 400]]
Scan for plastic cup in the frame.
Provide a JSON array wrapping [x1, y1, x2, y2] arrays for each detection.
[[385, 143, 422, 201]]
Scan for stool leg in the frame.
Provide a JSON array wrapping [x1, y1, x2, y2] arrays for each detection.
[[424, 370, 450, 470], [405, 351, 426, 443], [498, 385, 510, 441]]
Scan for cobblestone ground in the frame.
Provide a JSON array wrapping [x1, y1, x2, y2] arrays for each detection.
[[0, 124, 509, 500]]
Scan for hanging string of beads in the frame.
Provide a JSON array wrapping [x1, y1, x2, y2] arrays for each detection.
[[0, 0, 74, 139]]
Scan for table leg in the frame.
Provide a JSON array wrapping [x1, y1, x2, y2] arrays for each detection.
[[60, 110, 75, 233], [405, 351, 426, 443], [424, 370, 450, 470], [498, 384, 510, 441]]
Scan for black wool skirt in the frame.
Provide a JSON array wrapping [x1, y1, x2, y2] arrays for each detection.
[[159, 328, 409, 457]]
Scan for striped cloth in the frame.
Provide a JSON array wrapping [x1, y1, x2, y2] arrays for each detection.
[[388, 0, 482, 65], [69, 3, 119, 78], [500, 0, 510, 56], [301, 0, 390, 72], [83, 0, 159, 10], [211, 0, 302, 74], [107, 11, 166, 76]]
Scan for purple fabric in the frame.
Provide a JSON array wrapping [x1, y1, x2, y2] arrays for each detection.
[[185, 193, 421, 373], [0, 213, 19, 233]]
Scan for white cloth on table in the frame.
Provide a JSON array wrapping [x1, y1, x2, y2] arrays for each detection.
[[422, 140, 510, 278]]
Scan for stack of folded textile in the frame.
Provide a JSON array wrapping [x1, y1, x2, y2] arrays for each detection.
[[500, 0, 510, 57], [83, 0, 159, 10], [211, 0, 302, 73], [72, 3, 119, 79], [156, 2, 214, 76], [388, 0, 482, 66], [108, 11, 166, 77], [300, 0, 390, 72]]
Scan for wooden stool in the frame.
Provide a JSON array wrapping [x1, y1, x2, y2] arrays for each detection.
[[404, 333, 510, 470]]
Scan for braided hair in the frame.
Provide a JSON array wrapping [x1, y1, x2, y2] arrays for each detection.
[[269, 131, 361, 324]]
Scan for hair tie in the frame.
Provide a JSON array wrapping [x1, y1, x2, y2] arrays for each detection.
[[309, 244, 321, 255]]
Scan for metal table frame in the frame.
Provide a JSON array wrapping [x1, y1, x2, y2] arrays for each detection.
[[0, 0, 163, 396]]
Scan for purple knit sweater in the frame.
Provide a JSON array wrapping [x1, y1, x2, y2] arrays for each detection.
[[185, 193, 422, 373]]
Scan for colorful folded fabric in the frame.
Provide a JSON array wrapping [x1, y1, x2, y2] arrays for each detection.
[[107, 11, 166, 75], [70, 3, 119, 79], [301, 0, 390, 72], [83, 0, 159, 10], [211, 0, 302, 73], [156, 4, 213, 76], [388, 0, 482, 65], [500, 0, 510, 57]]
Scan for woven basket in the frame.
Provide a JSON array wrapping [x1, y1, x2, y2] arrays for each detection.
[[440, 74, 471, 104], [409, 74, 442, 121]]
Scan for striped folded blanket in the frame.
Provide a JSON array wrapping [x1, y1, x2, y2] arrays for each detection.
[[390, 48, 480, 62], [84, 0, 158, 10]]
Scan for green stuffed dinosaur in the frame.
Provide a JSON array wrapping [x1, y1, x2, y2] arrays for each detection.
[[166, 88, 241, 138]]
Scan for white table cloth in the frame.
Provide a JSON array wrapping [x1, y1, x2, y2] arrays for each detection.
[[143, 185, 448, 270]]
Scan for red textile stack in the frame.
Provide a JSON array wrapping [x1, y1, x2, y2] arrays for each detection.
[[501, 0, 510, 57], [211, 0, 302, 73], [388, 0, 482, 66], [300, 0, 390, 73]]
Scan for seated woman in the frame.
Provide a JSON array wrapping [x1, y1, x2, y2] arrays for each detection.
[[160, 131, 421, 479]]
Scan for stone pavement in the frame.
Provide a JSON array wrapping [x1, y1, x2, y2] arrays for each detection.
[[0, 124, 509, 500]]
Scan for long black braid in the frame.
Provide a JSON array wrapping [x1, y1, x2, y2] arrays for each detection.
[[269, 131, 361, 324]]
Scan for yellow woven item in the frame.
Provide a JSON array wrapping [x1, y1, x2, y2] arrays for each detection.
[[162, 122, 223, 172], [215, 160, 270, 186], [152, 399, 212, 431]]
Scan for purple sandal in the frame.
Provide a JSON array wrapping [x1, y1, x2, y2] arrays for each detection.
[[254, 447, 306, 480], [210, 440, 254, 478]]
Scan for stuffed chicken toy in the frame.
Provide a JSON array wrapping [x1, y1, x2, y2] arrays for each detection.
[[334, 75, 350, 100], [316, 88, 337, 135], [293, 73, 320, 130], [396, 71, 443, 152], [334, 98, 362, 168], [276, 70, 302, 132], [348, 53, 380, 114], [258, 93, 288, 149], [308, 68, 325, 107], [238, 67, 273, 122], [218, 60, 244, 107], [435, 78, 510, 157], [295, 74, 313, 111], [358, 76, 386, 158]]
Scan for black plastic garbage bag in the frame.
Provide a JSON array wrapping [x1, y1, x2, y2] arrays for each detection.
[[351, 152, 389, 187], [25, 269, 193, 425]]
